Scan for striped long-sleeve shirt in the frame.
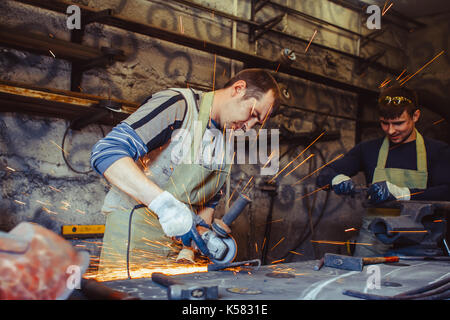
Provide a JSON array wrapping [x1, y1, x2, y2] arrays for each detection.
[[91, 89, 188, 175], [90, 89, 222, 208]]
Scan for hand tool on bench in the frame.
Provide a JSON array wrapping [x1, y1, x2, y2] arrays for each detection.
[[207, 258, 261, 271], [323, 253, 399, 271], [151, 272, 218, 300], [78, 279, 139, 300]]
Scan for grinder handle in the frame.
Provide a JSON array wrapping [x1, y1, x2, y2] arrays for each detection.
[[152, 272, 181, 287], [222, 193, 252, 227]]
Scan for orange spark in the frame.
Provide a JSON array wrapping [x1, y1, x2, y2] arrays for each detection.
[[345, 227, 357, 232], [269, 131, 325, 183], [50, 140, 69, 155], [181, 183, 194, 212], [255, 101, 274, 140], [276, 63, 281, 72], [294, 153, 344, 185], [379, 78, 391, 88], [258, 218, 284, 226], [395, 191, 424, 199], [270, 259, 285, 264], [311, 240, 372, 246], [433, 118, 445, 125], [396, 69, 407, 80], [49, 185, 62, 192], [36, 200, 51, 206], [400, 50, 445, 86], [42, 207, 58, 215], [241, 176, 254, 193], [296, 184, 329, 200], [262, 150, 277, 169], [284, 154, 315, 177], [305, 29, 318, 53], [226, 177, 242, 207], [86, 263, 209, 282], [271, 237, 285, 251], [382, 2, 394, 16], [289, 251, 303, 256]]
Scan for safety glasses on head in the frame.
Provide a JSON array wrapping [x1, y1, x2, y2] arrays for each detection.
[[379, 95, 412, 106]]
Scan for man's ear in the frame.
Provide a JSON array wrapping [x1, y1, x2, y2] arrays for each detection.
[[231, 80, 247, 97], [413, 109, 420, 123]]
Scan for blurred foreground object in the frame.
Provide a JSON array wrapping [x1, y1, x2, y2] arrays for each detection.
[[0, 222, 89, 300]]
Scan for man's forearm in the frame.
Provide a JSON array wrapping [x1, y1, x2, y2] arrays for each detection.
[[103, 156, 163, 206]]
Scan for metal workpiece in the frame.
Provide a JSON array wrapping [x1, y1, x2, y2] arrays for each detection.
[[368, 200, 449, 256], [101, 259, 450, 300]]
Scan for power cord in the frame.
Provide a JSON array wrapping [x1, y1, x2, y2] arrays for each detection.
[[61, 122, 105, 174], [126, 204, 146, 279]]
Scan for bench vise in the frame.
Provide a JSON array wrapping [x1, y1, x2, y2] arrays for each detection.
[[368, 201, 450, 256]]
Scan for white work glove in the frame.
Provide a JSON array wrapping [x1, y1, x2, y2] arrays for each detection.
[[148, 191, 193, 237]]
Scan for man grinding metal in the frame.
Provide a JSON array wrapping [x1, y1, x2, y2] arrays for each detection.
[[317, 85, 450, 257], [90, 69, 280, 272]]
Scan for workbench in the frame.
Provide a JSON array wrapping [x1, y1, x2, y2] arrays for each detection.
[[101, 259, 449, 300]]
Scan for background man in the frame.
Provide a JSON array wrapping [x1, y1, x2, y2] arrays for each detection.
[[317, 86, 450, 257], [90, 68, 280, 272]]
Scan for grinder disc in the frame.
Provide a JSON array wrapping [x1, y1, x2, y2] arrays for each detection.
[[210, 236, 237, 265]]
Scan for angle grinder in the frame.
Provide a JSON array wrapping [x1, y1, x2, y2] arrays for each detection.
[[195, 193, 252, 264]]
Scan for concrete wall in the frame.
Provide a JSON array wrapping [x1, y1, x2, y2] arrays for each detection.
[[1, 0, 448, 265]]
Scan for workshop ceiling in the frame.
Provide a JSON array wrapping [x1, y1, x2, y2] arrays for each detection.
[[361, 0, 450, 18]]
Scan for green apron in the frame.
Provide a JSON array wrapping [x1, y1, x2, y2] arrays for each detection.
[[163, 91, 231, 207], [98, 91, 230, 274], [354, 130, 428, 257]]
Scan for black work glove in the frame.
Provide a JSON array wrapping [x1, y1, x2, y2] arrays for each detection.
[[331, 174, 356, 195], [367, 181, 411, 205]]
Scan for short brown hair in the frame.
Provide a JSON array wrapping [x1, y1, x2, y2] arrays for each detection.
[[223, 68, 281, 108], [378, 86, 418, 119]]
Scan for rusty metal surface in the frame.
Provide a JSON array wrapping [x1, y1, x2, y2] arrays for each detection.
[[0, 26, 127, 62], [0, 80, 139, 124], [101, 259, 450, 300], [14, 0, 379, 97]]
